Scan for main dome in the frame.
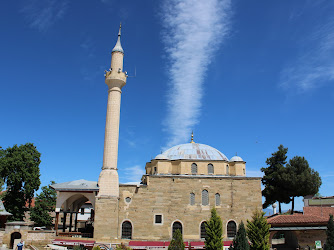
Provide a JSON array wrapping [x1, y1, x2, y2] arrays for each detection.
[[156, 143, 228, 161]]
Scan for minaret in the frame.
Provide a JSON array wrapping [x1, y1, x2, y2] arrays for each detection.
[[98, 23, 127, 197]]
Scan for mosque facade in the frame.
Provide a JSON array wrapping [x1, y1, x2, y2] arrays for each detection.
[[52, 25, 262, 244]]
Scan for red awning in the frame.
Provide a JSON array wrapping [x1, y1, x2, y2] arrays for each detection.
[[52, 239, 96, 247], [129, 241, 233, 248]]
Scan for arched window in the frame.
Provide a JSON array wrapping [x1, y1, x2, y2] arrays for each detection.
[[202, 190, 209, 206], [208, 164, 214, 174], [121, 221, 132, 239], [191, 163, 198, 174], [226, 165, 229, 175], [190, 193, 195, 205], [227, 221, 237, 238], [172, 221, 183, 236], [200, 221, 208, 239], [215, 193, 220, 206]]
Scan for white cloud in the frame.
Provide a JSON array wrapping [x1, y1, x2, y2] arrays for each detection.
[[122, 165, 145, 183], [161, 0, 232, 147], [20, 0, 69, 32], [280, 6, 334, 93]]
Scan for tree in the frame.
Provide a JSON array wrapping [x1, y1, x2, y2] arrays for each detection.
[[284, 156, 322, 214], [205, 208, 223, 250], [229, 221, 249, 250], [246, 210, 270, 250], [30, 181, 57, 227], [325, 214, 334, 250], [168, 229, 185, 250], [261, 145, 290, 213], [0, 143, 41, 220]]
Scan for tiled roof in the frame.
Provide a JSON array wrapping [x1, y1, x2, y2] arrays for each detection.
[[267, 214, 328, 226], [304, 206, 334, 218]]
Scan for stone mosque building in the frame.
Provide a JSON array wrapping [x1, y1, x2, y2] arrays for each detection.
[[51, 25, 262, 245]]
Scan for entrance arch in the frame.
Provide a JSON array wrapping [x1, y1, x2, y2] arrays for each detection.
[[271, 231, 298, 249], [10, 232, 21, 249]]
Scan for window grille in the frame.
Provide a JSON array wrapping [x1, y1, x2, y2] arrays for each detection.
[[191, 163, 197, 174], [208, 164, 214, 174], [227, 221, 237, 238], [215, 193, 221, 206], [155, 215, 162, 224], [190, 193, 195, 205], [200, 221, 208, 239], [202, 190, 209, 206], [172, 221, 183, 236], [121, 221, 132, 239]]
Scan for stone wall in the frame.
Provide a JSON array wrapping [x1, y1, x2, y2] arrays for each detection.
[[94, 175, 262, 242]]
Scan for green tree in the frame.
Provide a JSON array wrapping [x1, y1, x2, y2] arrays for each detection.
[[246, 210, 270, 250], [115, 243, 132, 250], [284, 156, 322, 214], [261, 145, 290, 213], [168, 229, 185, 250], [30, 181, 57, 227], [205, 208, 223, 250], [0, 143, 41, 220], [229, 221, 249, 250], [325, 214, 334, 250]]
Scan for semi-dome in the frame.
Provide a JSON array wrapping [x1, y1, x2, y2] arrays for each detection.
[[157, 143, 228, 161], [230, 155, 244, 162]]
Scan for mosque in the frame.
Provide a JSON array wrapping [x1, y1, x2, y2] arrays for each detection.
[[51, 25, 262, 245]]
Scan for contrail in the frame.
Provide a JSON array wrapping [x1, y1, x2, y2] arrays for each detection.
[[161, 0, 232, 147]]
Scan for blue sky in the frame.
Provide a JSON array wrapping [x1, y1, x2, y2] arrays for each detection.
[[1, 0, 334, 211]]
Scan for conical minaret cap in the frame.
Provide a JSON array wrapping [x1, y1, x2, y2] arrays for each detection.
[[112, 23, 124, 53]]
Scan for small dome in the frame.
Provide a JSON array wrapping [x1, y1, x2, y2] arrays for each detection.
[[230, 156, 244, 162], [155, 154, 169, 160], [159, 143, 228, 161]]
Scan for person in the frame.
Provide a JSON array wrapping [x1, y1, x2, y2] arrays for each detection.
[[15, 240, 24, 250]]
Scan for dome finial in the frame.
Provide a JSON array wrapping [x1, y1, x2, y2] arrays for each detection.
[[190, 131, 195, 143], [112, 22, 124, 53]]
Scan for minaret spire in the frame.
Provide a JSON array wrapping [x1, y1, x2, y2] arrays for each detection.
[[112, 22, 124, 53]]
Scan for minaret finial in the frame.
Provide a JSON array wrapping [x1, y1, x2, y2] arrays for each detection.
[[118, 22, 122, 36], [112, 22, 124, 53], [190, 131, 194, 143]]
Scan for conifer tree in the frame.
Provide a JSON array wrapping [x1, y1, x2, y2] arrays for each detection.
[[205, 208, 223, 250], [229, 221, 249, 250], [325, 214, 334, 250], [246, 210, 270, 250], [168, 229, 185, 250]]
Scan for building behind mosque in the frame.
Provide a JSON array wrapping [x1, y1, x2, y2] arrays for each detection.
[[51, 25, 262, 245]]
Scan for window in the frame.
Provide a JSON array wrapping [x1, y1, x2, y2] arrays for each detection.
[[191, 163, 198, 174], [226, 165, 229, 175], [202, 190, 209, 206], [227, 221, 237, 238], [121, 221, 132, 239], [200, 221, 208, 239], [243, 168, 245, 175], [208, 164, 214, 174], [215, 193, 220, 206], [190, 193, 195, 205], [154, 167, 157, 174], [172, 221, 183, 236], [80, 208, 85, 215], [155, 214, 162, 224], [125, 197, 131, 203]]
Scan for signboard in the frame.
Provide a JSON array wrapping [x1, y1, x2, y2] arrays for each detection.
[[315, 240, 322, 249]]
